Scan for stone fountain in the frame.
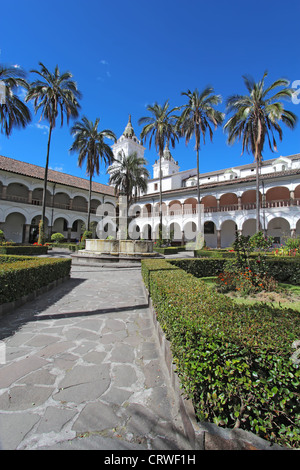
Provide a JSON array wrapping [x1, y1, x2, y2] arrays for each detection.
[[71, 196, 161, 266]]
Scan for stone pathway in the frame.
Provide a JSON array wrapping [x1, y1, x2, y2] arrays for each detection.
[[0, 264, 190, 450]]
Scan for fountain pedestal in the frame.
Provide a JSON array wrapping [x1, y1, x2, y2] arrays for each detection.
[[71, 239, 161, 266]]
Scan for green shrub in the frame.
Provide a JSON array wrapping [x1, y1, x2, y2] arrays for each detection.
[[141, 258, 300, 448], [0, 255, 37, 264], [51, 232, 65, 244], [171, 257, 300, 285], [0, 245, 48, 256], [0, 230, 5, 242], [0, 258, 71, 304], [79, 230, 93, 249], [153, 246, 179, 255]]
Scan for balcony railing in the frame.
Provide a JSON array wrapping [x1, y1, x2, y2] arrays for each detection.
[[138, 198, 300, 218], [1, 194, 98, 214]]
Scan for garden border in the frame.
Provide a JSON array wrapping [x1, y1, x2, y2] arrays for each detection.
[[142, 281, 285, 451]]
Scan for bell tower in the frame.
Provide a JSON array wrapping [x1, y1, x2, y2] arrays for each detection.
[[112, 115, 146, 160]]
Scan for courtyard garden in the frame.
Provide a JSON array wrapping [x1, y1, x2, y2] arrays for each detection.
[[141, 233, 300, 448]]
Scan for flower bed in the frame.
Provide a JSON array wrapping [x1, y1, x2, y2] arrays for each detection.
[[141, 258, 300, 448]]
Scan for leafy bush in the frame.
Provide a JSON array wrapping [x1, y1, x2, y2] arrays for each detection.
[[0, 230, 5, 242], [141, 258, 300, 448], [153, 246, 179, 255], [79, 230, 93, 249], [0, 257, 71, 304], [51, 232, 65, 244], [0, 245, 48, 255]]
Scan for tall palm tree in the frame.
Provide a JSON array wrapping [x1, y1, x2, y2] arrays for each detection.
[[107, 149, 149, 218], [179, 87, 224, 208], [224, 72, 297, 233], [70, 117, 116, 231], [0, 64, 31, 136], [138, 101, 180, 239], [26, 62, 81, 239]]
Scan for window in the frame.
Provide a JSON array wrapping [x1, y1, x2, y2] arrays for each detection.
[[154, 183, 158, 191]]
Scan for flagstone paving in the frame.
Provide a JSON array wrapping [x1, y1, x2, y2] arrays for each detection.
[[0, 262, 190, 450]]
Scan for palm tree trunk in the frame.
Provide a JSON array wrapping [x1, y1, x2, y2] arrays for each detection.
[[159, 151, 163, 241], [87, 173, 92, 231], [255, 157, 261, 233], [41, 124, 52, 238]]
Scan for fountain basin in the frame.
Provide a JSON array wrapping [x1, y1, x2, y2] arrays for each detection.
[[71, 239, 162, 266]]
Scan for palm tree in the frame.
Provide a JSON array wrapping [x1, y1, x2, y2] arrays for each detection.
[[224, 72, 297, 233], [107, 150, 149, 228], [138, 101, 180, 239], [70, 117, 116, 231], [178, 87, 224, 208], [0, 64, 31, 136], [26, 62, 81, 239]]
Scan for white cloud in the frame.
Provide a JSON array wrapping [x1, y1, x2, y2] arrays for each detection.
[[49, 165, 63, 172], [100, 59, 109, 65]]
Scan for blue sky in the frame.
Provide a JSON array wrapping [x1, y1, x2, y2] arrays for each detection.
[[0, 0, 299, 185]]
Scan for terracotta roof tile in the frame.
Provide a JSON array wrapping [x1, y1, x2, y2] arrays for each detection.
[[0, 155, 115, 196]]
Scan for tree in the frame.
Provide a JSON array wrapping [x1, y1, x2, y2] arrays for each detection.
[[178, 87, 224, 207], [138, 101, 180, 239], [70, 117, 116, 231], [107, 150, 149, 234], [26, 62, 81, 241], [0, 64, 31, 136], [224, 72, 297, 233]]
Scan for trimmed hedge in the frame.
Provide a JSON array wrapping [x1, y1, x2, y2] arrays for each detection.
[[153, 246, 179, 255], [141, 258, 300, 448], [171, 257, 300, 285], [0, 245, 48, 255], [0, 257, 71, 304]]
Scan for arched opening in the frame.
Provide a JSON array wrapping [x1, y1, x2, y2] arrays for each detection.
[[169, 222, 182, 243], [52, 217, 68, 240], [3, 212, 26, 243], [142, 224, 152, 240], [53, 192, 70, 210], [242, 219, 256, 238], [220, 193, 238, 211], [169, 200, 182, 216], [267, 217, 290, 244], [183, 221, 197, 242], [30, 215, 50, 243], [241, 190, 261, 209], [204, 221, 217, 248], [142, 203, 152, 217], [266, 187, 290, 207], [183, 198, 197, 214], [295, 184, 300, 203], [6, 182, 29, 203], [221, 220, 237, 248], [72, 196, 87, 212], [201, 195, 217, 212], [90, 199, 101, 214], [32, 188, 52, 206], [296, 219, 300, 237], [71, 219, 85, 242]]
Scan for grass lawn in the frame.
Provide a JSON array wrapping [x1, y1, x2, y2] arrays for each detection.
[[201, 276, 300, 312]]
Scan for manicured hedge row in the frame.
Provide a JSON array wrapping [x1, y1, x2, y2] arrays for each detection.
[[0, 245, 48, 255], [0, 258, 72, 304], [153, 246, 179, 255], [171, 257, 300, 285], [141, 258, 300, 448], [0, 254, 37, 264]]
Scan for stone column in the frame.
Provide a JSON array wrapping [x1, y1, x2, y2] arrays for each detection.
[[24, 224, 31, 243], [238, 196, 242, 210], [1, 185, 7, 199], [217, 229, 221, 248], [216, 199, 220, 211], [291, 228, 296, 238], [290, 190, 295, 206], [28, 190, 33, 204], [67, 227, 72, 242]]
